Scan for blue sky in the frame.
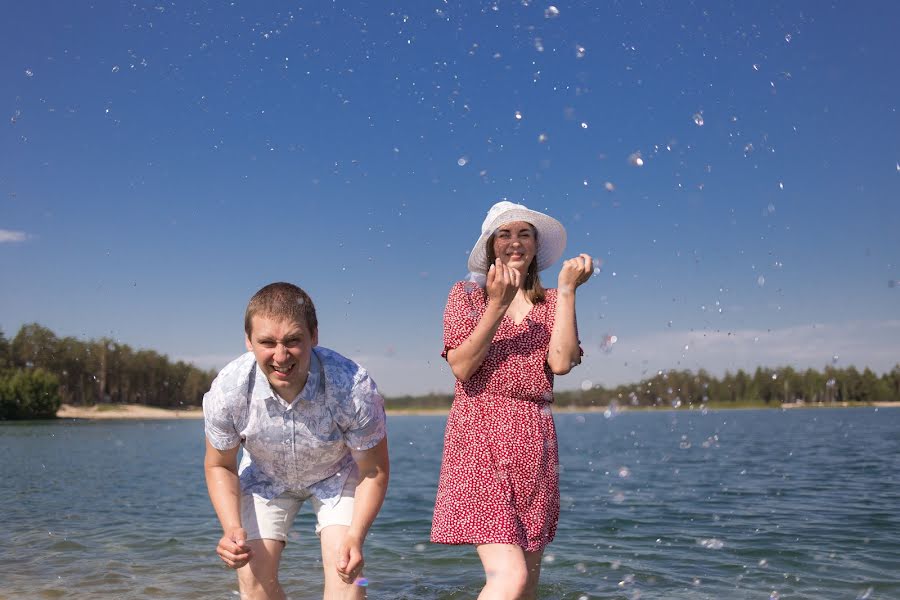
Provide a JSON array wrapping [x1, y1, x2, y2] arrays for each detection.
[[2, 1, 898, 397]]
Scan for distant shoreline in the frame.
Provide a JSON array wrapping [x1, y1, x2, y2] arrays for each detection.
[[53, 401, 900, 420]]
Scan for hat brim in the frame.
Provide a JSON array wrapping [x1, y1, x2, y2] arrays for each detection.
[[467, 207, 567, 274]]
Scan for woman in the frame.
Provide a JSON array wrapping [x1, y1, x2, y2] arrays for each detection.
[[431, 201, 594, 599]]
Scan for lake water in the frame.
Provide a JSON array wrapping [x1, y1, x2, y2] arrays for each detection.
[[1, 408, 898, 599]]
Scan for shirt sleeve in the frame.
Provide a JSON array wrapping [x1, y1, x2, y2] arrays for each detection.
[[343, 368, 387, 451], [202, 375, 242, 451], [441, 281, 482, 359]]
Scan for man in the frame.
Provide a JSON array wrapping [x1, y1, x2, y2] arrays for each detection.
[[203, 282, 389, 599]]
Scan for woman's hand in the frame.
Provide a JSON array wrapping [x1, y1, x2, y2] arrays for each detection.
[[486, 257, 520, 307], [558, 253, 594, 292]]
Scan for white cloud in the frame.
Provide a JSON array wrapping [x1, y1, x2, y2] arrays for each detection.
[[174, 353, 241, 371], [0, 229, 28, 243]]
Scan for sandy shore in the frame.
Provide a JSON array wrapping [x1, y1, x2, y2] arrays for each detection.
[[55, 400, 900, 420], [56, 403, 204, 420]]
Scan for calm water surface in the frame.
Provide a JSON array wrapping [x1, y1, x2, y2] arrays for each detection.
[[1, 408, 898, 599]]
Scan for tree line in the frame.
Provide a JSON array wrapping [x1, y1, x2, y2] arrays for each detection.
[[2, 323, 898, 419], [378, 366, 900, 411], [0, 323, 217, 419]]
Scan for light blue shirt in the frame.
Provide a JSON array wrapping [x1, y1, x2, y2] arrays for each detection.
[[203, 347, 387, 507]]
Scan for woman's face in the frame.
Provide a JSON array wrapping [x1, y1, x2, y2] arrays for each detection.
[[492, 221, 536, 273]]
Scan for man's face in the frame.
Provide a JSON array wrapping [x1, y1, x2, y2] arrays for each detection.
[[245, 315, 318, 401]]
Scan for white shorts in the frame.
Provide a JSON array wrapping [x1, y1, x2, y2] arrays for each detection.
[[240, 480, 356, 543]]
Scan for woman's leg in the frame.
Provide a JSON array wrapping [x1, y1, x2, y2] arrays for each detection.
[[475, 544, 529, 600], [522, 550, 544, 600]]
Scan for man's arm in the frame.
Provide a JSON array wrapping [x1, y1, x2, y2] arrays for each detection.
[[203, 438, 252, 569], [335, 436, 390, 583]]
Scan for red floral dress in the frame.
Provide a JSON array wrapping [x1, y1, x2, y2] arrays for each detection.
[[431, 281, 579, 552]]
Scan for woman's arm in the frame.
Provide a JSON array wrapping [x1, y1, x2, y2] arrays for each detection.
[[446, 259, 520, 381], [547, 253, 593, 375]]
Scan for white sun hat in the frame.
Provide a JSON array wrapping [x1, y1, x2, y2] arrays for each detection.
[[467, 200, 567, 274]]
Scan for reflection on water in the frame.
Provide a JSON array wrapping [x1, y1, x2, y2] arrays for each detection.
[[1, 409, 898, 599]]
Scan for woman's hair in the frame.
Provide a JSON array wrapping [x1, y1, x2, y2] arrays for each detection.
[[244, 282, 318, 337], [485, 224, 546, 304]]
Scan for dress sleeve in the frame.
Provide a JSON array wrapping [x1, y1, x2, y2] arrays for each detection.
[[441, 281, 482, 359]]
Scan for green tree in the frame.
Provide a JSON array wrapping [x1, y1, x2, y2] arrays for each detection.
[[0, 329, 9, 369], [0, 368, 61, 420]]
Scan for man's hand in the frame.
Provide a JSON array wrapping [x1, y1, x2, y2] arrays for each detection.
[[216, 527, 252, 569], [336, 534, 365, 584]]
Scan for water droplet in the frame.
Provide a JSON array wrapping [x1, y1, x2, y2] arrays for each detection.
[[784, 33, 792, 43], [758, 559, 768, 567], [692, 112, 704, 126], [580, 379, 593, 391], [580, 121, 588, 129], [856, 587, 874, 600], [111, 65, 120, 73], [757, 275, 766, 287], [25, 69, 34, 77], [575, 45, 586, 58], [698, 538, 725, 550], [542, 553, 556, 563], [604, 181, 615, 192], [514, 110, 523, 120], [457, 156, 468, 166], [354, 577, 369, 587], [628, 152, 644, 167], [538, 133, 548, 143], [618, 466, 631, 478], [414, 543, 426, 552], [778, 181, 784, 190], [753, 63, 760, 71], [544, 6, 560, 18]]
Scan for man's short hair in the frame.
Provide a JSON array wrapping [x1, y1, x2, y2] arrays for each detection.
[[244, 282, 318, 337]]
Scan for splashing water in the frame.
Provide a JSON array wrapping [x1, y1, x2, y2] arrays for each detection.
[[693, 112, 704, 126], [600, 334, 617, 352]]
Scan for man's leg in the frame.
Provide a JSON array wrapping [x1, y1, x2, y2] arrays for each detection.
[[236, 492, 301, 600], [236, 539, 286, 600], [319, 525, 365, 600]]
